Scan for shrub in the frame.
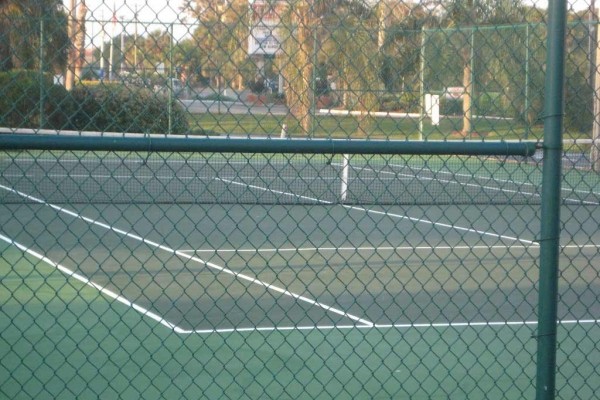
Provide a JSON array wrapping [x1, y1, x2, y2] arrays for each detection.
[[440, 97, 462, 116], [378, 92, 419, 112], [474, 92, 501, 117], [564, 71, 593, 134], [0, 69, 74, 129], [247, 78, 266, 94], [70, 83, 189, 134]]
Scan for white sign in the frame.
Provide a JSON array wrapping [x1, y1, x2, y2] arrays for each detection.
[[425, 93, 440, 125], [430, 94, 440, 126], [248, 1, 284, 55], [445, 86, 464, 99]]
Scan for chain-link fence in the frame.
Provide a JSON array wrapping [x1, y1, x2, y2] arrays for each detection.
[[1, 0, 599, 399]]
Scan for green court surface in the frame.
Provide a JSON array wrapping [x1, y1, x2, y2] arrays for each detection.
[[1, 238, 599, 399], [1, 150, 600, 398]]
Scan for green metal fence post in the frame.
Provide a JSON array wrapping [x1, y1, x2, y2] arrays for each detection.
[[419, 27, 426, 140], [469, 26, 475, 139], [525, 23, 531, 139], [39, 18, 45, 129], [311, 19, 318, 138], [536, 0, 567, 398], [168, 23, 174, 135]]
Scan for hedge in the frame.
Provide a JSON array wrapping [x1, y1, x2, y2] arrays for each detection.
[[0, 70, 189, 134], [69, 83, 189, 134], [0, 70, 73, 129]]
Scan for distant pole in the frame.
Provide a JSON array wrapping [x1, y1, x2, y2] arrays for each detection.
[[525, 24, 530, 139], [100, 10, 106, 79], [469, 27, 475, 139], [590, 0, 600, 170], [120, 19, 125, 74], [39, 19, 45, 128], [168, 23, 174, 135], [589, 0, 596, 87], [134, 4, 138, 72], [592, 17, 600, 170], [74, 0, 87, 83], [109, 4, 116, 80], [418, 27, 426, 141]]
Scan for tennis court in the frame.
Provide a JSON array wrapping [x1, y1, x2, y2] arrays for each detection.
[[1, 142, 600, 397], [2, 148, 600, 332]]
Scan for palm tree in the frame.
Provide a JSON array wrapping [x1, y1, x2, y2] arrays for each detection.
[[282, 0, 376, 135], [0, 0, 68, 73]]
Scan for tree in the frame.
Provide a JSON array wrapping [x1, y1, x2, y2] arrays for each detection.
[[282, 0, 377, 135], [440, 0, 526, 136], [65, 0, 87, 90], [281, 1, 315, 135], [378, 3, 437, 93], [182, 0, 249, 89], [0, 0, 68, 73]]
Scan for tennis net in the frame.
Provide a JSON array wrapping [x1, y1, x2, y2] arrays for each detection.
[[0, 135, 598, 206]]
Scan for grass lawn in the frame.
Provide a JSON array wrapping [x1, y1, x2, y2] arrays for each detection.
[[188, 112, 546, 140]]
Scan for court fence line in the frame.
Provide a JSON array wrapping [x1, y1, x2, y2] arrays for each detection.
[[1, 1, 599, 399]]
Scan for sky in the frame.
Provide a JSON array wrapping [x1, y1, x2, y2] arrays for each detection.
[[66, 0, 595, 48], [63, 0, 190, 47]]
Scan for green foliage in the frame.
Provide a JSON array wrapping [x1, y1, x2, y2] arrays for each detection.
[[0, 69, 73, 129], [564, 68, 593, 133], [440, 92, 517, 117], [378, 92, 420, 112], [247, 78, 266, 94], [474, 92, 509, 117], [69, 84, 189, 134], [0, 72, 189, 133], [0, 2, 68, 72], [440, 97, 462, 116]]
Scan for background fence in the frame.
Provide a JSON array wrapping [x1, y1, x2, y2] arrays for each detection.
[[1, 0, 599, 399]]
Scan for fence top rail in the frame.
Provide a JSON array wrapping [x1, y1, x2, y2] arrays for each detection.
[[0, 133, 538, 156]]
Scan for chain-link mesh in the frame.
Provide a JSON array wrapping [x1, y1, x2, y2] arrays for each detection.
[[1, 0, 599, 399]]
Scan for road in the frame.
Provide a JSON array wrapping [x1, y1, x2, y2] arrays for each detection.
[[179, 99, 289, 116]]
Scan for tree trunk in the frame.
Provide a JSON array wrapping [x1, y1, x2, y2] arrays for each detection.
[[295, 2, 314, 135], [65, 0, 77, 90], [0, 18, 13, 71], [74, 1, 87, 83], [461, 44, 472, 137]]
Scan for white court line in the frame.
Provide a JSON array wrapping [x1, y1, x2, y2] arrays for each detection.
[[1, 234, 596, 336], [1, 212, 597, 336], [2, 182, 594, 335], [387, 161, 600, 203], [341, 163, 543, 200], [6, 158, 306, 166], [1, 173, 341, 181], [182, 244, 527, 254], [0, 183, 374, 330], [0, 233, 180, 332], [172, 319, 600, 335], [219, 178, 334, 204], [344, 205, 534, 244], [178, 243, 600, 254], [218, 178, 534, 245]]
